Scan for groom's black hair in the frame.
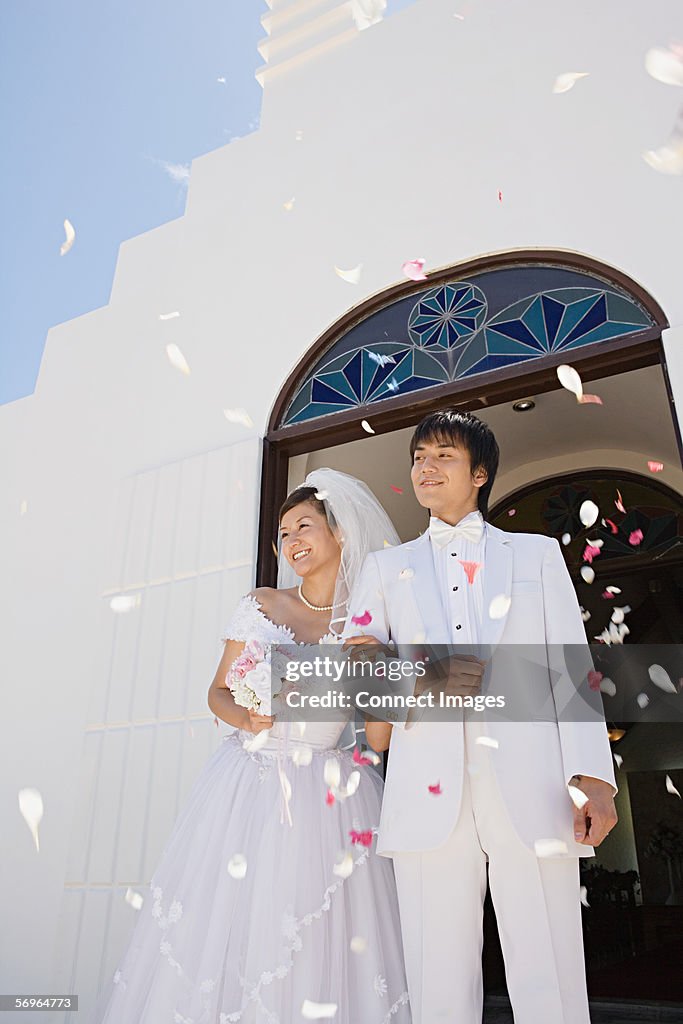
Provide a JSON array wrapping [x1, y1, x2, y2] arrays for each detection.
[[409, 409, 500, 518]]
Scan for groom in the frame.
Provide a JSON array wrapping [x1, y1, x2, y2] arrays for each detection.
[[343, 409, 617, 1023]]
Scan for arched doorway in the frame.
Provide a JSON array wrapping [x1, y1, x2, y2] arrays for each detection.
[[258, 249, 682, 1014]]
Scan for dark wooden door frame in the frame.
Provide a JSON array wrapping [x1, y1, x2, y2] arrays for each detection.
[[257, 251, 675, 587]]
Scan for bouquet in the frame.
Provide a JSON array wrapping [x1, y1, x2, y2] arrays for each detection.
[[228, 640, 274, 716]]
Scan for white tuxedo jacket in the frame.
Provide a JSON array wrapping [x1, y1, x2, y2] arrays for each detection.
[[345, 523, 617, 857]]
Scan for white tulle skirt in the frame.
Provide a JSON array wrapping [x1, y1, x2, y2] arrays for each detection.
[[94, 731, 411, 1024]]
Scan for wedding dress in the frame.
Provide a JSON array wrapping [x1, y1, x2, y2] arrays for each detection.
[[94, 594, 411, 1024]]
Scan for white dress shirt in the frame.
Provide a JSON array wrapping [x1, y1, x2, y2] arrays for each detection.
[[429, 509, 487, 646]]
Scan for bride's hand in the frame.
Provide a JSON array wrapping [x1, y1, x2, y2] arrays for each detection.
[[247, 710, 275, 734], [342, 635, 392, 662]]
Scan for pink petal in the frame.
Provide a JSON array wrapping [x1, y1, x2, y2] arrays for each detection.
[[588, 670, 603, 691], [325, 790, 335, 806], [352, 610, 373, 627], [507, 508, 516, 516], [428, 782, 442, 795], [458, 560, 482, 584], [578, 393, 603, 405], [353, 747, 372, 766], [498, 190, 503, 202], [615, 489, 626, 514], [629, 529, 644, 546], [648, 460, 664, 473], [402, 258, 427, 281], [603, 518, 618, 535], [582, 543, 602, 564], [390, 485, 404, 494]]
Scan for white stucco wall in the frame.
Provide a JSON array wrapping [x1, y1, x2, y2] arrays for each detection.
[[1, 0, 682, 1018]]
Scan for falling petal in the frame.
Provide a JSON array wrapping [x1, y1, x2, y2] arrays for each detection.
[[580, 500, 599, 527], [402, 258, 427, 281], [666, 775, 682, 798], [243, 729, 271, 753], [334, 264, 363, 284], [581, 608, 591, 622], [332, 851, 354, 878], [390, 484, 404, 494], [615, 490, 626, 514], [60, 219, 75, 256], [649, 664, 677, 694], [643, 139, 683, 174], [350, 0, 386, 30], [583, 543, 602, 564], [557, 364, 583, 400], [534, 838, 569, 857], [125, 888, 144, 910], [552, 72, 590, 94], [629, 529, 643, 546], [361, 419, 375, 434], [497, 189, 503, 202], [350, 935, 367, 954], [20, 499, 28, 516], [580, 566, 595, 584], [587, 670, 603, 691], [600, 677, 617, 697], [223, 408, 254, 428], [302, 999, 338, 1019], [458, 560, 482, 584], [351, 610, 372, 627], [110, 594, 141, 613], [603, 585, 621, 596], [610, 605, 631, 624], [637, 693, 649, 709], [18, 788, 43, 852], [489, 594, 511, 619], [271, 540, 278, 558], [577, 393, 603, 405], [345, 771, 361, 797], [217, 76, 226, 83], [645, 46, 683, 86], [385, 377, 400, 393], [648, 460, 664, 473], [325, 789, 335, 806], [614, 754, 623, 768], [507, 508, 516, 516], [368, 351, 396, 368], [158, 311, 180, 320], [324, 759, 341, 789], [166, 343, 190, 376], [562, 533, 571, 546], [428, 781, 442, 795], [580, 885, 590, 907], [475, 736, 499, 749], [227, 854, 248, 879], [295, 129, 304, 141], [603, 518, 618, 534], [314, 490, 329, 501], [568, 785, 589, 809], [398, 567, 414, 580], [283, 198, 295, 211], [292, 747, 313, 767]]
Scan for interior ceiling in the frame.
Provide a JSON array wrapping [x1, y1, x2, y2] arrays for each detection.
[[298, 364, 682, 543]]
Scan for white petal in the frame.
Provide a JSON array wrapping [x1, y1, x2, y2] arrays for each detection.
[[361, 419, 375, 434], [643, 144, 683, 175], [534, 838, 569, 858], [223, 407, 254, 428], [302, 999, 338, 1019], [125, 887, 144, 910], [489, 594, 511, 619], [580, 885, 590, 907], [568, 785, 589, 809], [18, 788, 44, 852], [645, 47, 683, 87], [605, 586, 621, 595], [350, 935, 367, 954], [636, 693, 649, 709], [580, 566, 595, 584], [666, 775, 681, 799], [283, 198, 295, 211], [344, 770, 361, 796], [110, 594, 141, 613], [552, 72, 590, 94], [292, 747, 313, 767], [332, 851, 354, 878], [243, 729, 271, 752], [557, 364, 583, 399], [324, 758, 341, 789], [166, 343, 191, 375], [581, 607, 592, 622], [334, 264, 363, 284], [614, 753, 623, 768], [475, 736, 499, 749], [60, 219, 75, 256], [227, 854, 248, 879], [648, 664, 677, 694], [580, 500, 599, 527], [350, 0, 386, 31], [600, 677, 617, 697], [158, 311, 180, 320], [610, 606, 631, 624], [562, 533, 571, 545]]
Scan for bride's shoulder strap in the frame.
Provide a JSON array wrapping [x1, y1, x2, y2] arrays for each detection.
[[219, 589, 283, 644]]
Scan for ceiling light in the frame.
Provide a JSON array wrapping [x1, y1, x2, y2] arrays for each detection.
[[513, 398, 536, 412]]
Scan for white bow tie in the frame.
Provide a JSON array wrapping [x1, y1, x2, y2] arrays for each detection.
[[429, 514, 484, 549]]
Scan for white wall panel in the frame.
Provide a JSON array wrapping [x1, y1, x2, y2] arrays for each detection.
[[172, 456, 205, 577], [115, 726, 156, 883], [88, 730, 128, 882], [130, 584, 168, 722], [158, 578, 196, 719], [147, 461, 182, 585], [143, 723, 185, 879], [65, 733, 102, 883], [121, 472, 156, 588]]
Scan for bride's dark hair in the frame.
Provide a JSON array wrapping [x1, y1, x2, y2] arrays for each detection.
[[278, 486, 338, 530]]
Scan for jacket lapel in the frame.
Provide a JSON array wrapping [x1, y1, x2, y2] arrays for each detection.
[[403, 531, 451, 643], [481, 522, 513, 650]]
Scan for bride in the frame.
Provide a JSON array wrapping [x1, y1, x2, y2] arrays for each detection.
[[94, 468, 411, 1024]]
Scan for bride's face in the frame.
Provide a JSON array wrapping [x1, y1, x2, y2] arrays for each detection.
[[279, 502, 341, 577]]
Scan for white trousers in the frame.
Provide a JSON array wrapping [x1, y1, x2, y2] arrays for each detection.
[[391, 722, 591, 1024]]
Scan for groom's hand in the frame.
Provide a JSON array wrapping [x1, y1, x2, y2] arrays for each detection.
[[342, 635, 392, 662], [417, 654, 486, 699], [569, 775, 618, 846]]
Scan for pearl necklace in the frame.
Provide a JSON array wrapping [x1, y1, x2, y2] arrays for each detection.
[[297, 583, 345, 612]]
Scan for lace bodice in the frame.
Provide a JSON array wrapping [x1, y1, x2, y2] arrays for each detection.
[[221, 594, 348, 753]]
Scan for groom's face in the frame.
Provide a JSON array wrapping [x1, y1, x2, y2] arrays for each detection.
[[410, 438, 486, 515]]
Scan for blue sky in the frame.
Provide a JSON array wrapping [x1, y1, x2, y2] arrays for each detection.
[[0, 0, 415, 407]]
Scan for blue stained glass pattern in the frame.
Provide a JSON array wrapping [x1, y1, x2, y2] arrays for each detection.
[[280, 266, 656, 426]]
